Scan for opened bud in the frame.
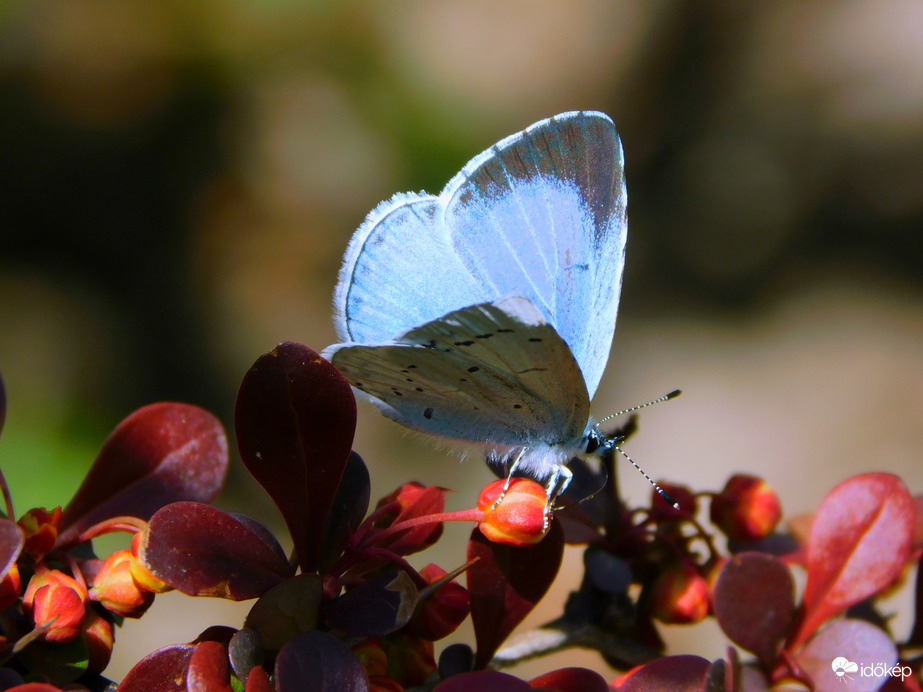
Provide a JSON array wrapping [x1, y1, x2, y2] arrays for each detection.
[[649, 563, 709, 624], [477, 478, 548, 546], [90, 549, 155, 618], [18, 506, 62, 560], [710, 474, 782, 541], [23, 566, 87, 642]]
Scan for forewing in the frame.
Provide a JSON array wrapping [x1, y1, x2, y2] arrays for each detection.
[[442, 111, 626, 398], [333, 193, 489, 343], [324, 297, 590, 448]]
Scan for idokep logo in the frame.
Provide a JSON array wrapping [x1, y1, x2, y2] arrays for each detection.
[[830, 657, 911, 685], [831, 657, 858, 682]]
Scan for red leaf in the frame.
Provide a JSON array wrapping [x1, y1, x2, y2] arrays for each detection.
[[0, 518, 24, 580], [325, 570, 417, 636], [273, 631, 368, 692], [235, 342, 356, 573], [142, 502, 293, 600], [793, 473, 914, 648], [244, 574, 324, 651], [713, 552, 794, 668], [467, 520, 564, 669], [613, 655, 710, 692], [528, 666, 610, 692], [615, 655, 711, 692], [187, 641, 233, 692], [796, 619, 897, 692], [59, 403, 228, 547], [319, 451, 370, 572], [433, 670, 533, 692], [117, 644, 196, 691]]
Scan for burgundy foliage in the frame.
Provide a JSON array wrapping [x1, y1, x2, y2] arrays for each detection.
[[0, 348, 918, 692]]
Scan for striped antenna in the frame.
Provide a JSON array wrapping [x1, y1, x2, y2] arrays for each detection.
[[597, 389, 681, 425], [601, 389, 682, 510]]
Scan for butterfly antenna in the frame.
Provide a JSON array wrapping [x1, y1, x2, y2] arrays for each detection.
[[614, 443, 680, 510], [596, 389, 681, 425]]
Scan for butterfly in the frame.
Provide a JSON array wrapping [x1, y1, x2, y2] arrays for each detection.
[[322, 111, 671, 507]]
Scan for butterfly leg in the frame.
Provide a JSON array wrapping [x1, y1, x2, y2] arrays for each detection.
[[543, 465, 573, 531], [491, 448, 527, 510]]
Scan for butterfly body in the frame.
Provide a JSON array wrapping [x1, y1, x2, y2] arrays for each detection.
[[323, 111, 626, 499]]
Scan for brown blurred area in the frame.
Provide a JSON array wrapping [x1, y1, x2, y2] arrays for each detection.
[[1, 1, 921, 682]]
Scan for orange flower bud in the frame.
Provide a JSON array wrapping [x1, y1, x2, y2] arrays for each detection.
[[22, 566, 87, 642], [353, 639, 389, 678], [409, 564, 470, 640], [477, 479, 548, 546], [0, 563, 21, 609], [649, 563, 709, 624], [89, 549, 154, 618], [368, 676, 404, 692], [710, 474, 782, 542], [18, 506, 62, 560], [82, 610, 115, 674]]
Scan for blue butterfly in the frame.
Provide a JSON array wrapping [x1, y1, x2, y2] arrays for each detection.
[[323, 111, 659, 506]]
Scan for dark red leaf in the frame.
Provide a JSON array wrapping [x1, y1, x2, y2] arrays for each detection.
[[702, 659, 728, 692], [319, 451, 370, 572], [467, 520, 564, 669], [186, 641, 232, 692], [235, 342, 356, 573], [528, 666, 610, 692], [274, 631, 368, 692], [796, 619, 897, 692], [228, 627, 264, 684], [244, 573, 323, 650], [433, 670, 533, 692], [713, 552, 794, 668], [117, 644, 196, 691], [738, 665, 772, 691], [793, 473, 914, 648], [325, 570, 417, 636], [59, 403, 228, 547], [142, 502, 293, 600], [613, 655, 711, 692], [908, 558, 923, 647], [0, 518, 23, 580]]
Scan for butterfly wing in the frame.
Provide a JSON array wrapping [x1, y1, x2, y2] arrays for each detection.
[[323, 296, 590, 449], [443, 112, 626, 399], [332, 193, 490, 344], [333, 111, 626, 398]]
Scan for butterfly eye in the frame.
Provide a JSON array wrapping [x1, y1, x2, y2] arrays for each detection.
[[585, 432, 601, 454]]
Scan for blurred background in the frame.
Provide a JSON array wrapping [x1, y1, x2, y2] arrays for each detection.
[[1, 0, 921, 682]]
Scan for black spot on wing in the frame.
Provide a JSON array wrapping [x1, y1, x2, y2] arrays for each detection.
[[454, 340, 475, 346], [467, 366, 480, 373], [423, 407, 433, 419]]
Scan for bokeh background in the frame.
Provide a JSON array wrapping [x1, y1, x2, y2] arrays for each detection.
[[1, 0, 921, 683]]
